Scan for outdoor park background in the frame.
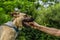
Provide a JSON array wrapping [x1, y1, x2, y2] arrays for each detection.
[[0, 0, 60, 40]]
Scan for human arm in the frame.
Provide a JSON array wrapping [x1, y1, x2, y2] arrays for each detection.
[[29, 22, 60, 36]]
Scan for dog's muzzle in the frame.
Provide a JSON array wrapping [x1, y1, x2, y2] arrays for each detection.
[[23, 17, 34, 22], [22, 17, 34, 27]]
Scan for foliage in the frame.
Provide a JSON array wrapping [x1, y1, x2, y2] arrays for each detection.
[[0, 0, 60, 40], [36, 4, 60, 28]]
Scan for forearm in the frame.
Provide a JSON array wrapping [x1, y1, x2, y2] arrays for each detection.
[[30, 22, 60, 36], [37, 25, 59, 36]]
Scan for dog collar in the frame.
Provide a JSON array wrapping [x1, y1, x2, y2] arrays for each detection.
[[4, 21, 19, 32]]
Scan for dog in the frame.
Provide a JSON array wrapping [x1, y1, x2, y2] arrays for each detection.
[[0, 12, 34, 40]]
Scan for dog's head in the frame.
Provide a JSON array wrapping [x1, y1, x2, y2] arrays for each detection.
[[11, 12, 34, 28]]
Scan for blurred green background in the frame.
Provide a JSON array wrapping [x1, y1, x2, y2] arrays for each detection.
[[0, 0, 60, 40]]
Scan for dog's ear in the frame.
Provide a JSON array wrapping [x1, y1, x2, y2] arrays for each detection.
[[11, 12, 19, 17]]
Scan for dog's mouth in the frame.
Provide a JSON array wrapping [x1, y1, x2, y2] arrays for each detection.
[[22, 17, 34, 27]]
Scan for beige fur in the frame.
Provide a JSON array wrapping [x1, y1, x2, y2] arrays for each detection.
[[0, 13, 27, 40]]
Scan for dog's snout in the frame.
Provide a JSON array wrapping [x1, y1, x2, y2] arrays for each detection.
[[23, 17, 34, 22], [22, 15, 34, 27]]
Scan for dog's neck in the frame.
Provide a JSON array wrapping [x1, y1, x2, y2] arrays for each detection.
[[7, 17, 23, 31], [4, 21, 19, 32], [5, 21, 17, 28], [13, 18, 23, 28]]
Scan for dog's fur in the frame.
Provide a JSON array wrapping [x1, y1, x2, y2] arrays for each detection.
[[0, 12, 34, 40]]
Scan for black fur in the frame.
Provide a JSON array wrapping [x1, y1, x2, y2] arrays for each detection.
[[23, 17, 34, 22]]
